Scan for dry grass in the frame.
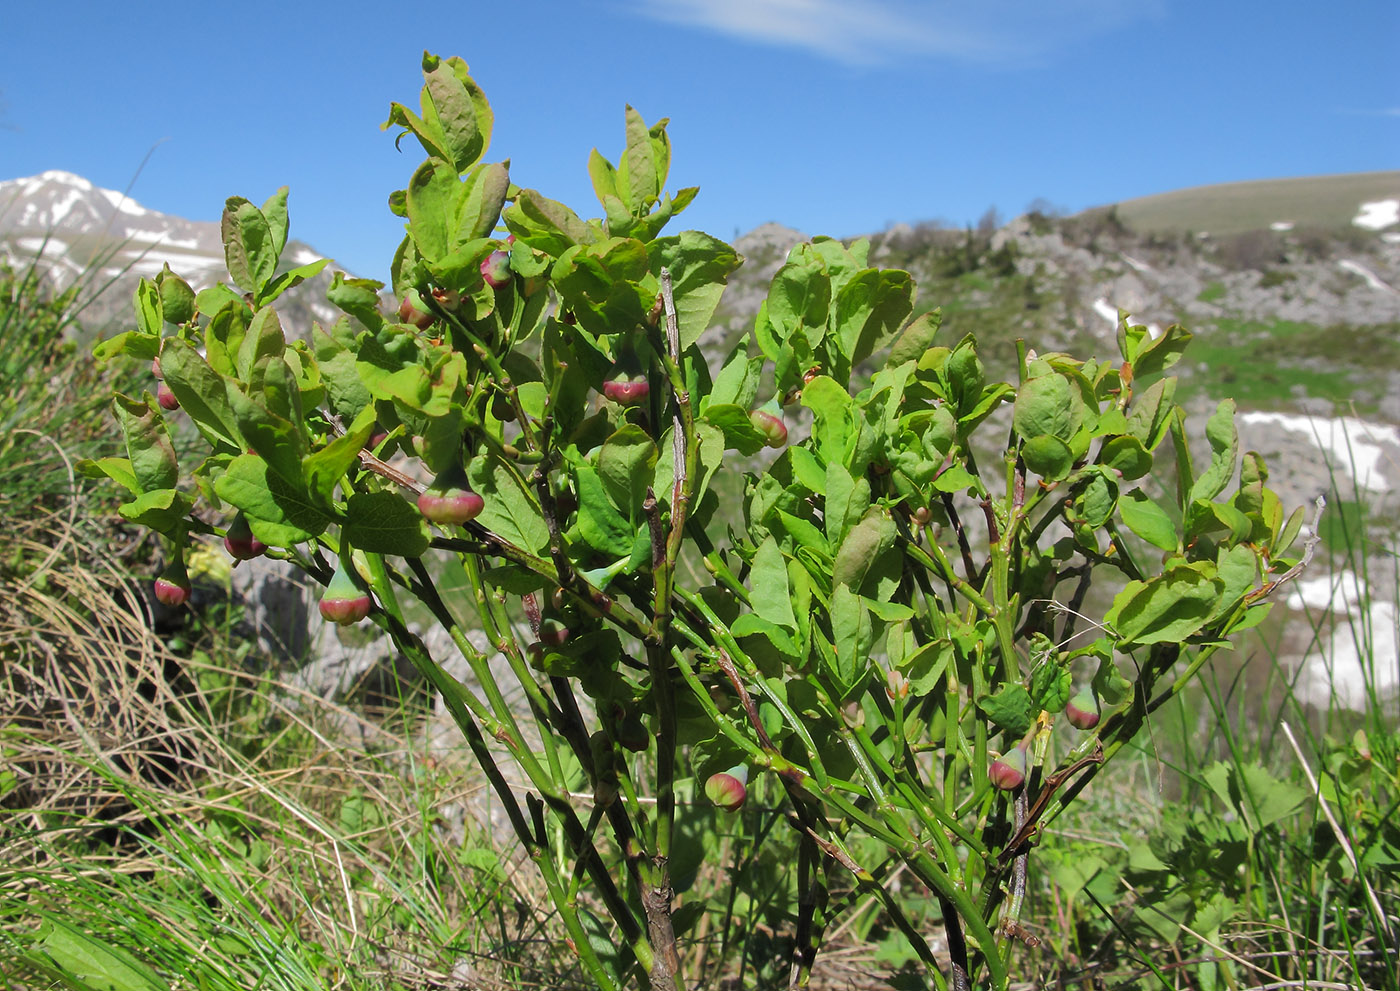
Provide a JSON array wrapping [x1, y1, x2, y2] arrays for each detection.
[[0, 512, 592, 990]]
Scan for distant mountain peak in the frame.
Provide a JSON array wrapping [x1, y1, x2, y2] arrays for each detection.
[[0, 170, 341, 333]]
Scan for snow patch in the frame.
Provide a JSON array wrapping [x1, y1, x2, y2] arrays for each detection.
[[290, 248, 323, 266], [1286, 571, 1399, 708], [1383, 232, 1400, 245], [1237, 411, 1400, 494], [1338, 259, 1396, 293], [1270, 221, 1294, 232], [1092, 297, 1162, 339], [125, 229, 201, 249], [1354, 198, 1399, 231], [99, 188, 150, 218], [37, 170, 92, 191], [1121, 253, 1152, 274]]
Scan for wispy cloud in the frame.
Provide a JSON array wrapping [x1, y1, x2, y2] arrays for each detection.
[[1339, 107, 1400, 118], [628, 0, 1162, 66]]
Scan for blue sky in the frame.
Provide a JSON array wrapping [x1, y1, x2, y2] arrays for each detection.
[[3, 1, 1396, 282]]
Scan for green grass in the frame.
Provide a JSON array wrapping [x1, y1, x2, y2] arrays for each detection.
[[1105, 170, 1400, 236], [1177, 317, 1400, 412], [1196, 280, 1226, 303]]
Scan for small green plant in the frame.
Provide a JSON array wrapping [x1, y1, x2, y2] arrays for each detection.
[[84, 53, 1309, 989]]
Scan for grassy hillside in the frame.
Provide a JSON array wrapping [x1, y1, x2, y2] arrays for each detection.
[[1090, 170, 1400, 236]]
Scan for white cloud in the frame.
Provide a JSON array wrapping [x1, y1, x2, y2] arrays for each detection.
[[629, 0, 1162, 65]]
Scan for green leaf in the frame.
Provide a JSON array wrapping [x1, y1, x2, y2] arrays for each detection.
[[1078, 470, 1118, 528], [702, 404, 766, 456], [1105, 565, 1223, 646], [327, 273, 386, 331], [159, 338, 240, 450], [37, 915, 166, 991], [1098, 435, 1153, 479], [1119, 490, 1178, 551], [215, 454, 331, 547], [750, 536, 797, 630], [303, 410, 376, 507], [597, 424, 657, 520], [422, 54, 492, 173], [117, 487, 193, 533], [1013, 372, 1081, 443], [622, 105, 659, 212], [1131, 323, 1192, 380], [647, 232, 741, 350], [222, 196, 279, 295], [133, 277, 162, 336], [76, 456, 139, 495], [887, 309, 941, 368], [227, 382, 305, 488], [828, 584, 873, 698], [824, 462, 869, 547], [832, 509, 896, 592], [800, 376, 854, 467], [237, 306, 286, 381], [344, 491, 430, 556], [979, 683, 1034, 736], [1190, 399, 1238, 503], [467, 457, 548, 554], [113, 393, 178, 493], [1022, 434, 1073, 481], [1202, 761, 1307, 833], [92, 330, 160, 363], [1030, 655, 1073, 714], [835, 268, 915, 367]]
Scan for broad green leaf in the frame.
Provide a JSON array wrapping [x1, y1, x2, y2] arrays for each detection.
[[1022, 434, 1073, 481], [1014, 372, 1081, 443], [159, 339, 240, 450], [344, 491, 430, 556], [731, 614, 801, 662], [1105, 565, 1222, 646], [832, 508, 896, 592], [422, 54, 492, 173], [314, 322, 373, 420], [117, 487, 192, 533], [76, 456, 139, 495], [113, 393, 177, 493], [887, 308, 941, 368], [1078, 470, 1118, 528], [92, 330, 160, 363], [260, 186, 290, 257], [801, 376, 854, 466], [1098, 435, 1153, 479], [708, 352, 762, 411], [1125, 375, 1177, 449], [828, 584, 872, 698], [303, 410, 376, 507], [227, 383, 305, 488], [902, 639, 953, 694], [237, 306, 286, 381], [1131, 323, 1192, 380], [1119, 490, 1178, 551], [767, 259, 830, 340], [647, 232, 741, 350], [222, 196, 278, 294], [1190, 399, 1238, 503], [133, 278, 161, 336], [37, 915, 166, 991], [258, 256, 331, 306], [1211, 543, 1258, 620], [824, 462, 868, 547], [1202, 761, 1307, 833], [597, 423, 657, 519], [621, 105, 659, 212], [573, 464, 635, 556], [979, 683, 1034, 736], [215, 453, 331, 547], [749, 535, 797, 630], [467, 457, 548, 554], [835, 268, 915, 367], [702, 404, 766, 455], [327, 272, 386, 331], [503, 188, 595, 257]]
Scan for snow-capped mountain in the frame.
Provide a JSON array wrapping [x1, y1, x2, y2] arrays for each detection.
[[0, 170, 344, 333]]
